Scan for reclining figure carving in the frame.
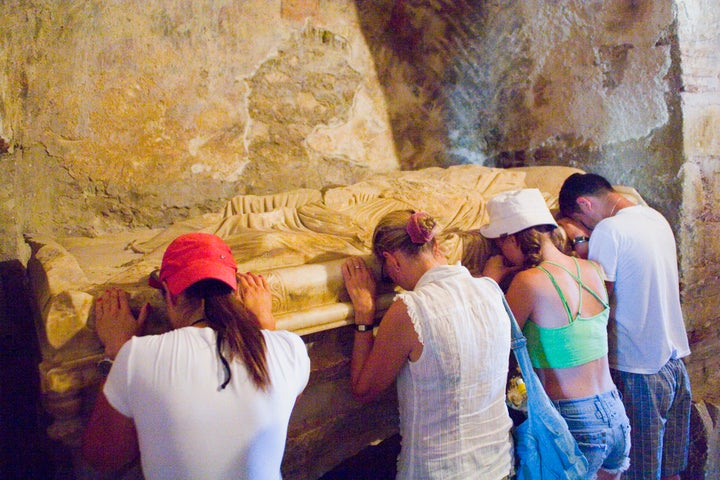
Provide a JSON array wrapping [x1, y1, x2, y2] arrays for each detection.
[[29, 164, 637, 447]]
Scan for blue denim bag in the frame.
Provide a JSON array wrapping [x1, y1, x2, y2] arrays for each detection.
[[499, 292, 589, 479]]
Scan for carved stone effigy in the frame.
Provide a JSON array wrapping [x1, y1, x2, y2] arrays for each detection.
[[25, 164, 604, 475]]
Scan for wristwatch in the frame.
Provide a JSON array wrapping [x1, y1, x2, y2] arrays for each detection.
[[355, 324, 374, 332], [97, 357, 114, 377], [572, 235, 590, 247]]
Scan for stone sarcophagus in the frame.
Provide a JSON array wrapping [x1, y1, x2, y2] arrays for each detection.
[[25, 164, 591, 479]]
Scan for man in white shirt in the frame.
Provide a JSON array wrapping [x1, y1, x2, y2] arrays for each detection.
[[559, 173, 692, 480]]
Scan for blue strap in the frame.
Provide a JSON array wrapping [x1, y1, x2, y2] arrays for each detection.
[[501, 293, 543, 400], [481, 277, 540, 395], [482, 277, 589, 478]]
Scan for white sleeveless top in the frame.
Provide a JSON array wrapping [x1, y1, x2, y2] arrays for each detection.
[[395, 265, 513, 480]]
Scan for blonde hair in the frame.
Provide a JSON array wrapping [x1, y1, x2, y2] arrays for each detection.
[[512, 224, 563, 268], [372, 210, 437, 259]]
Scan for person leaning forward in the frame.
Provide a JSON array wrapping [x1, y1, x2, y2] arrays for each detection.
[[559, 173, 692, 480], [81, 232, 310, 480], [481, 188, 631, 479], [342, 209, 514, 479]]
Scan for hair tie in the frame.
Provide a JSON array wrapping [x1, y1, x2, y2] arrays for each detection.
[[406, 212, 436, 244]]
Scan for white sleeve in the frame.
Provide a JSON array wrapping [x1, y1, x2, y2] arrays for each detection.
[[266, 330, 311, 396], [588, 224, 619, 282]]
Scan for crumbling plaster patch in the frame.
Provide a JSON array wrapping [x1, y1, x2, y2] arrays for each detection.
[[2, 1, 398, 238]]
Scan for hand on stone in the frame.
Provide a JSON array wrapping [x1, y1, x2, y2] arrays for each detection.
[[482, 254, 520, 283], [237, 272, 275, 330], [95, 287, 148, 359], [341, 257, 376, 325]]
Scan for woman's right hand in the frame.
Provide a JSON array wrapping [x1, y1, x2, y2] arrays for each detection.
[[237, 272, 275, 330], [341, 257, 377, 325]]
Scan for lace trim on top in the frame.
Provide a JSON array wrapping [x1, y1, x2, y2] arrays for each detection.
[[395, 292, 424, 346]]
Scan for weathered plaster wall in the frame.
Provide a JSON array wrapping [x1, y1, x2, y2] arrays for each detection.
[[0, 0, 719, 477], [677, 0, 720, 403], [0, 0, 399, 248], [0, 0, 686, 246], [355, 0, 684, 223]]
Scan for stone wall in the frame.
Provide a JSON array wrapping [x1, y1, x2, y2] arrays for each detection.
[[0, 0, 719, 477], [0, 0, 399, 249], [677, 0, 720, 405], [0, 0, 689, 248], [677, 2, 720, 477]]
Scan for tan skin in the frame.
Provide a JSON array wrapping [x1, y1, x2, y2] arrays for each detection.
[[483, 232, 620, 480], [341, 243, 445, 403], [81, 272, 274, 472]]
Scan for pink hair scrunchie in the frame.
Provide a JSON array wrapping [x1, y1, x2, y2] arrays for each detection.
[[406, 212, 436, 244]]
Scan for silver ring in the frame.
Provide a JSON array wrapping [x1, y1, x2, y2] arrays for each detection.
[[354, 266, 361, 269]]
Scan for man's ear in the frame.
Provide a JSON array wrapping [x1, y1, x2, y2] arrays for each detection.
[[576, 196, 593, 213]]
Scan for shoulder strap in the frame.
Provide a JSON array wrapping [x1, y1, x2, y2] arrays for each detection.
[[538, 259, 609, 315], [585, 261, 610, 307], [481, 277, 542, 399], [535, 264, 574, 323], [481, 278, 589, 477]]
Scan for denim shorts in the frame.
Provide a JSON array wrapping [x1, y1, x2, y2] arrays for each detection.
[[552, 389, 631, 478], [611, 358, 692, 479]]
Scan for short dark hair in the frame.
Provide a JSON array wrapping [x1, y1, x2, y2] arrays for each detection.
[[558, 173, 614, 216]]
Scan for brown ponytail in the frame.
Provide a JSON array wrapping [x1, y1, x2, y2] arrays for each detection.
[[185, 279, 270, 391]]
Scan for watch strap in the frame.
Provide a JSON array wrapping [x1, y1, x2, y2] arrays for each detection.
[[97, 357, 114, 377]]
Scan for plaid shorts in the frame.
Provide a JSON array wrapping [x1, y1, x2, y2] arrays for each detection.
[[611, 358, 692, 480]]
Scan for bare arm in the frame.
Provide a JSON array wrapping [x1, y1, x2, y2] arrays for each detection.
[[350, 300, 419, 403], [604, 280, 614, 302], [82, 288, 146, 471], [342, 258, 419, 403], [81, 385, 139, 471], [504, 272, 537, 329]]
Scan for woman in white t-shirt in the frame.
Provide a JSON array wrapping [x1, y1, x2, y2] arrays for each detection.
[[81, 233, 310, 480]]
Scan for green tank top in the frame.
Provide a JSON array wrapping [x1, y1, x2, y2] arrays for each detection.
[[522, 258, 609, 369]]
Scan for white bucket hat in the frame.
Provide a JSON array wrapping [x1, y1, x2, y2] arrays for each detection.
[[479, 188, 558, 239]]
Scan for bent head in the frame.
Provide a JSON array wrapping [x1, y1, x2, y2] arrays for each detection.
[[559, 173, 615, 230], [480, 188, 559, 268], [372, 210, 439, 286], [372, 210, 437, 258], [149, 232, 238, 296]]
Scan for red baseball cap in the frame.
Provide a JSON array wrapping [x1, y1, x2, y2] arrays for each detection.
[[148, 233, 237, 295]]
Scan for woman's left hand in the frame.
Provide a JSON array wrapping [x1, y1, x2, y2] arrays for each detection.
[[95, 288, 148, 359], [341, 257, 377, 324]]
